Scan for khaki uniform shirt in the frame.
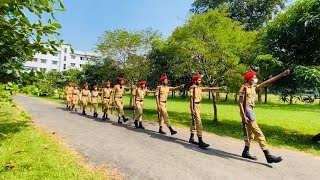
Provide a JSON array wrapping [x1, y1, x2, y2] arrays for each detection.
[[102, 88, 112, 99], [155, 85, 170, 102], [91, 90, 99, 103], [114, 84, 125, 98], [239, 84, 257, 107], [66, 86, 74, 95], [189, 85, 203, 103], [134, 88, 147, 101]]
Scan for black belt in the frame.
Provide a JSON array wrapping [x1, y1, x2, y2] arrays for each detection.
[[82, 95, 88, 97], [160, 101, 166, 103], [104, 97, 110, 99], [73, 94, 78, 95], [92, 96, 98, 97], [195, 102, 200, 104], [136, 100, 143, 102], [116, 97, 122, 99]]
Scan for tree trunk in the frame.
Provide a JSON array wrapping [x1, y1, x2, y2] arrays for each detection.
[[257, 90, 262, 104], [129, 85, 133, 107], [216, 92, 220, 102], [172, 90, 174, 98], [318, 90, 320, 105], [208, 90, 211, 100], [234, 93, 238, 102], [290, 94, 293, 104], [225, 93, 228, 102], [264, 87, 268, 104], [212, 91, 218, 124]]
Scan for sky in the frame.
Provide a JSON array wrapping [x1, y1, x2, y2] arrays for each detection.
[[53, 0, 194, 52]]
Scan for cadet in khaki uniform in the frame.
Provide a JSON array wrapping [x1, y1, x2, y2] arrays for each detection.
[[91, 85, 100, 118], [71, 84, 80, 112], [101, 81, 113, 120], [113, 77, 131, 124], [80, 83, 91, 115], [239, 70, 289, 163], [189, 74, 227, 149], [65, 82, 74, 109], [133, 80, 155, 129], [155, 75, 184, 135]]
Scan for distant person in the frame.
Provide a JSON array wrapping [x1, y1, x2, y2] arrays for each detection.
[[101, 81, 113, 121], [65, 82, 74, 109], [133, 80, 155, 129], [155, 75, 184, 135], [91, 85, 100, 118], [113, 78, 131, 124], [71, 84, 80, 112], [189, 74, 227, 149], [239, 70, 290, 163], [80, 83, 90, 115]]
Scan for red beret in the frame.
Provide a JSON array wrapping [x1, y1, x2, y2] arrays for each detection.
[[139, 81, 146, 85], [68, 82, 72, 84], [74, 84, 78, 87], [105, 81, 110, 85], [118, 77, 125, 81], [160, 75, 167, 81], [83, 83, 88, 87], [244, 71, 256, 80], [192, 74, 201, 81], [93, 85, 98, 88]]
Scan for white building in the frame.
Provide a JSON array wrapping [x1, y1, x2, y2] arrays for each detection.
[[24, 45, 99, 72]]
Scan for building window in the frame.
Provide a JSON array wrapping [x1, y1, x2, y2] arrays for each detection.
[[64, 48, 67, 53], [80, 64, 82, 68], [71, 55, 76, 59], [41, 59, 47, 63], [71, 63, 75, 67], [63, 64, 66, 69], [32, 58, 38, 62], [31, 67, 37, 71], [80, 57, 84, 60], [64, 56, 66, 61], [52, 61, 58, 65], [54, 53, 59, 56]]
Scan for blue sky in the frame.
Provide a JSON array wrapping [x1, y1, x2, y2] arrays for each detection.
[[53, 0, 194, 52]]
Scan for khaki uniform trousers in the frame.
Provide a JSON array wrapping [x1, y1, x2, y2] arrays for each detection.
[[190, 103, 203, 137], [245, 121, 268, 150], [135, 101, 143, 121], [115, 98, 124, 116], [72, 95, 79, 108], [102, 99, 110, 113], [81, 97, 89, 111], [159, 102, 171, 127]]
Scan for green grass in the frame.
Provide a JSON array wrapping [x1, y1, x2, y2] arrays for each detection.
[[0, 102, 108, 180], [31, 93, 320, 156]]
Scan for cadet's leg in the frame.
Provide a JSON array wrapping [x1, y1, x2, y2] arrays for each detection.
[[82, 100, 87, 115], [119, 99, 128, 122], [189, 104, 198, 145], [160, 103, 176, 135], [194, 104, 209, 149], [242, 124, 257, 160], [103, 100, 110, 120]]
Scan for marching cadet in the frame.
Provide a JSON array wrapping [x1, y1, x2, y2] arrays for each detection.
[[239, 70, 290, 163], [133, 80, 155, 129], [80, 83, 91, 115], [71, 84, 80, 112], [101, 81, 113, 120], [65, 82, 74, 109], [155, 75, 184, 135], [113, 77, 131, 124], [189, 74, 227, 149], [91, 85, 100, 118]]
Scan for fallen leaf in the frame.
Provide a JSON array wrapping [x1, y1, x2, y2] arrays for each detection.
[[6, 160, 15, 170]]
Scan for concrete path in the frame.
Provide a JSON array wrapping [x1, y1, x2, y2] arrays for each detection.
[[13, 95, 320, 180]]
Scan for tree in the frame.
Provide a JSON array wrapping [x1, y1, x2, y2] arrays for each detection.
[[190, 0, 285, 30], [170, 8, 257, 123], [0, 0, 64, 83], [261, 0, 320, 103]]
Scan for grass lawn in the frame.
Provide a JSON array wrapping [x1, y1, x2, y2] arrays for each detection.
[[0, 102, 109, 179], [32, 93, 320, 156]]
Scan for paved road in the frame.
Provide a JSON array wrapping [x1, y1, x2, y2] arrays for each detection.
[[14, 95, 320, 180]]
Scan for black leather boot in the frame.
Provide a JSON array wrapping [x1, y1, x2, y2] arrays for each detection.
[[134, 120, 139, 128], [189, 133, 199, 145], [118, 117, 123, 124], [263, 150, 283, 163], [102, 113, 106, 120], [105, 114, 110, 120], [159, 126, 166, 134], [198, 137, 209, 149], [242, 146, 257, 160], [138, 121, 145, 129], [169, 126, 177, 135], [122, 115, 129, 122]]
